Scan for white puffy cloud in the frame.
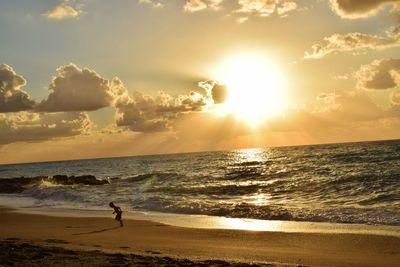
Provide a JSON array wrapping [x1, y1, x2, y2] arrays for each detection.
[[305, 26, 400, 59], [114, 77, 231, 132], [36, 63, 122, 112], [184, 0, 208, 12], [139, 0, 164, 8], [183, 0, 224, 12], [0, 112, 91, 145], [44, 0, 83, 20], [356, 58, 400, 90], [235, 0, 297, 17], [330, 0, 400, 19], [0, 64, 36, 113], [115, 82, 211, 132]]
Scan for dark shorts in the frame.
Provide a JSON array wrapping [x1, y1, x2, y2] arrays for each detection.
[[115, 213, 122, 221]]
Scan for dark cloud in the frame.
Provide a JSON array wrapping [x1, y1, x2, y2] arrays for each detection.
[[0, 64, 36, 113], [356, 58, 400, 90], [330, 0, 400, 19], [211, 84, 228, 104], [0, 112, 91, 145], [36, 64, 120, 112]]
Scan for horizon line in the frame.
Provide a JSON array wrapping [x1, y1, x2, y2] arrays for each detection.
[[1, 137, 399, 167]]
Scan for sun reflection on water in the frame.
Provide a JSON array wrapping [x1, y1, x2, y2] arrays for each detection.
[[215, 217, 283, 231], [235, 148, 266, 163], [243, 193, 272, 206]]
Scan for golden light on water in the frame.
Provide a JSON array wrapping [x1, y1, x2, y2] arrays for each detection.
[[214, 52, 288, 125], [236, 147, 266, 162], [215, 217, 283, 231], [243, 193, 272, 206]]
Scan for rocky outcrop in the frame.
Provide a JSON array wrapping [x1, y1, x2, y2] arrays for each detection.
[[0, 177, 44, 193]]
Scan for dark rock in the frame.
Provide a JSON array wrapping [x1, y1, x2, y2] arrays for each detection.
[[52, 175, 69, 184], [0, 177, 43, 193]]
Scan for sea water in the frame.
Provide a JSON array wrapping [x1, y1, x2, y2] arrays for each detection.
[[1, 140, 399, 226]]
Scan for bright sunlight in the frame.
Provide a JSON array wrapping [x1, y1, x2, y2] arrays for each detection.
[[215, 52, 287, 125]]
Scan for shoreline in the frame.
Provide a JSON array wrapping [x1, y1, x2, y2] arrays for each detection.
[[6, 205, 400, 237], [1, 207, 399, 267]]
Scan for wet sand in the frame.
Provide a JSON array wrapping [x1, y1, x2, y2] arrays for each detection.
[[0, 207, 399, 267]]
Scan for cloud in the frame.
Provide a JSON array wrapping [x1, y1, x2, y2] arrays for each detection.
[[266, 89, 395, 136], [235, 0, 297, 17], [0, 64, 36, 113], [197, 80, 228, 104], [330, 0, 400, 19], [305, 26, 400, 59], [36, 63, 121, 112], [184, 0, 207, 12], [356, 58, 400, 90], [183, 0, 223, 12], [44, 0, 83, 20], [277, 1, 297, 16], [391, 90, 400, 104], [317, 90, 385, 121], [0, 112, 91, 145], [139, 0, 164, 8], [115, 83, 211, 132]]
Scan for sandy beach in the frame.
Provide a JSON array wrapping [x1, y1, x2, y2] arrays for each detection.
[[0, 207, 399, 267]]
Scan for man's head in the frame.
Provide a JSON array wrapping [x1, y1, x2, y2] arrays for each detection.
[[109, 202, 115, 207]]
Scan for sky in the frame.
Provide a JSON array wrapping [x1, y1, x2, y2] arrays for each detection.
[[1, 0, 400, 164]]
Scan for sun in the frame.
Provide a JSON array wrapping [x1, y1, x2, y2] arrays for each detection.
[[214, 52, 287, 125]]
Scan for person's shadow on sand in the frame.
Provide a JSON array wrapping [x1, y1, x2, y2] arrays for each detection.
[[73, 226, 120, 236]]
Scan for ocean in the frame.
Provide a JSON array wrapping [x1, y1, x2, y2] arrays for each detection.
[[1, 140, 399, 226]]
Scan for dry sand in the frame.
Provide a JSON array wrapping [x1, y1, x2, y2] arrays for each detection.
[[0, 207, 399, 267]]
